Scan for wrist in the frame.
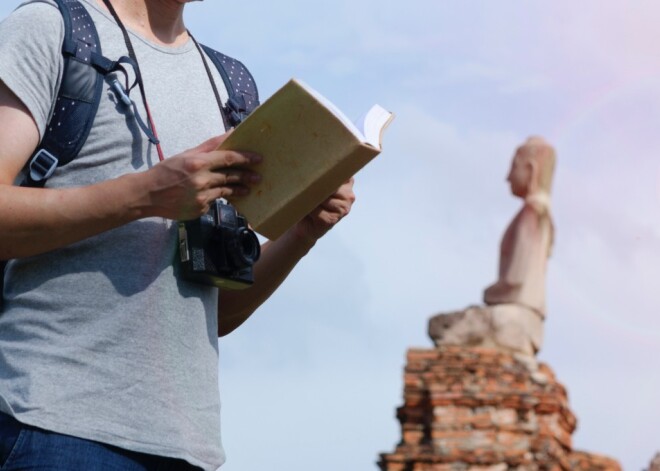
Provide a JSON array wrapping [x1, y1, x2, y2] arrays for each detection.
[[116, 172, 154, 220], [282, 224, 318, 255]]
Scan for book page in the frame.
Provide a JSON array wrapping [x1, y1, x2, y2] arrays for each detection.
[[296, 79, 393, 149], [354, 105, 394, 149]]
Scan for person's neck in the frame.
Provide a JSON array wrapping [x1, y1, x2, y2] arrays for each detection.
[[97, 0, 189, 47]]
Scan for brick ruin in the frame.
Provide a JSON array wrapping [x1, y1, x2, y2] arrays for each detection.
[[378, 346, 621, 471]]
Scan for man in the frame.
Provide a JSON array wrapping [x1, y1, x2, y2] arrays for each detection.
[[0, 0, 355, 469]]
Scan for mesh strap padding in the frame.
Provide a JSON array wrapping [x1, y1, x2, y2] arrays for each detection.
[[201, 46, 260, 126], [30, 0, 105, 182]]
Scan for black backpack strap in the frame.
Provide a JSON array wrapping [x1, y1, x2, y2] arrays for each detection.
[[22, 0, 111, 188], [200, 45, 259, 128]]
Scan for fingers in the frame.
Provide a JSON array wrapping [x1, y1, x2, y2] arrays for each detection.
[[209, 168, 261, 186], [199, 184, 249, 205], [146, 139, 263, 220], [193, 150, 262, 202], [182, 130, 262, 173], [181, 145, 262, 192], [179, 166, 259, 206], [203, 149, 262, 172], [189, 128, 240, 153], [181, 182, 251, 219], [321, 178, 356, 216], [320, 197, 352, 219], [200, 168, 260, 198], [308, 180, 356, 231], [190, 134, 226, 154]]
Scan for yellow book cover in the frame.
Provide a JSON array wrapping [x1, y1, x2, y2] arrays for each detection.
[[220, 78, 393, 240]]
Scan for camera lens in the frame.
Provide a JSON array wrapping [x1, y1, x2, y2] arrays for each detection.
[[229, 228, 261, 268]]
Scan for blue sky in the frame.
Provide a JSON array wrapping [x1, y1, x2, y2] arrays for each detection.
[[3, 1, 660, 470]]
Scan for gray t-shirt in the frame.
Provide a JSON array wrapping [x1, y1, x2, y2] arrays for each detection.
[[0, 1, 234, 469]]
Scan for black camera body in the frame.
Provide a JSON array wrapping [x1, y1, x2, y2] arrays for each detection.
[[178, 200, 260, 289]]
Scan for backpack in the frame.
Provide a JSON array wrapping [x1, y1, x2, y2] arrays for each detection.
[[0, 0, 260, 309]]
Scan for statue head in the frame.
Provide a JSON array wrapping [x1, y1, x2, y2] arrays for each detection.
[[507, 137, 556, 198]]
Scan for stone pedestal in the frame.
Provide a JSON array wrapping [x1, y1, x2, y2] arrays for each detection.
[[428, 305, 543, 356], [378, 346, 621, 471]]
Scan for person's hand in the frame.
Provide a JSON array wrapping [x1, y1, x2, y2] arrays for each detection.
[[141, 133, 262, 220], [291, 178, 356, 244]]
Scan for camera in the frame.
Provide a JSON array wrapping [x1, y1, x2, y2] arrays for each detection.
[[178, 200, 260, 289]]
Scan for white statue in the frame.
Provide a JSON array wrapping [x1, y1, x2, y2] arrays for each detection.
[[428, 137, 556, 356], [483, 136, 555, 317]]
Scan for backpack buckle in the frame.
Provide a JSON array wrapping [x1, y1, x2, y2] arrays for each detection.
[[226, 94, 248, 127], [29, 149, 59, 182]]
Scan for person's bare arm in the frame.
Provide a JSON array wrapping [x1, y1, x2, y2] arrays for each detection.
[[218, 178, 355, 336], [0, 81, 261, 260]]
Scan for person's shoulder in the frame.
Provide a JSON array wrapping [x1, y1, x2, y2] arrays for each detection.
[[1, 0, 64, 45], [0, 0, 66, 136], [6, 0, 62, 27], [13, 0, 60, 15]]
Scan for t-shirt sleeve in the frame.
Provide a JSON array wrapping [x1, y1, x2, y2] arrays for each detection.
[[0, 1, 64, 139]]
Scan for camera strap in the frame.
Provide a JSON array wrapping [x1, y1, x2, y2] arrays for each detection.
[[101, 0, 226, 162]]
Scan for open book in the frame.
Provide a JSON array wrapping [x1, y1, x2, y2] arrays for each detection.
[[220, 78, 394, 240]]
